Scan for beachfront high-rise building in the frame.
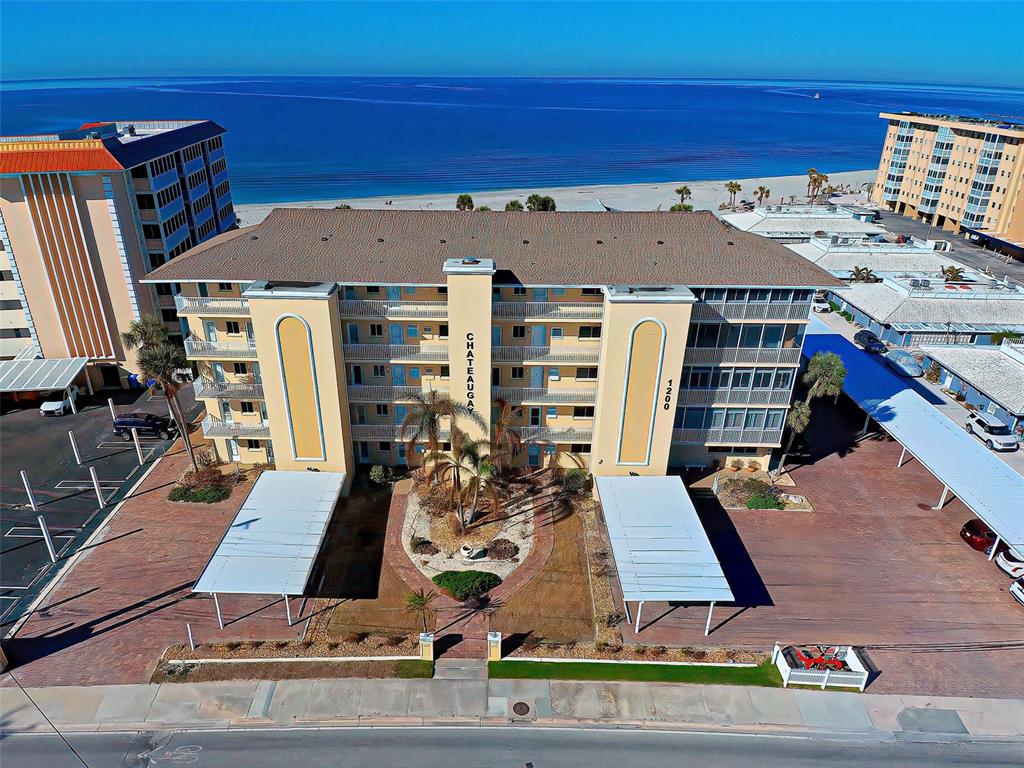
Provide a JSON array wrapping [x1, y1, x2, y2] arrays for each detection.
[[145, 209, 839, 485], [871, 112, 1024, 255], [0, 120, 237, 385]]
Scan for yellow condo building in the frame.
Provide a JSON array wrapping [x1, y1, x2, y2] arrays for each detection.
[[871, 112, 1024, 255], [145, 209, 841, 491]]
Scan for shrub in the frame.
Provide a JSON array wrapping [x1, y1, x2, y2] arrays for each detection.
[[411, 536, 440, 556], [691, 649, 707, 662], [562, 467, 588, 495], [431, 570, 502, 601], [180, 465, 224, 490], [488, 538, 519, 560], [369, 464, 393, 485], [747, 492, 785, 510], [603, 609, 625, 628], [168, 485, 230, 503], [924, 361, 941, 383], [342, 631, 365, 644]]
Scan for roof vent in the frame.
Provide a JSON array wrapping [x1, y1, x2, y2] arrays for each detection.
[[440, 238, 447, 244], [250, 235, 258, 240], [377, 237, 384, 243], [596, 239, 603, 245], [726, 241, 734, 246], [657, 240, 664, 245], [463, 257, 480, 265], [522, 239, 529, 245]]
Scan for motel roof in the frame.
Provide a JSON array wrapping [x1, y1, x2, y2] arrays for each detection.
[[919, 343, 1024, 415], [144, 208, 843, 288], [837, 282, 1024, 329]]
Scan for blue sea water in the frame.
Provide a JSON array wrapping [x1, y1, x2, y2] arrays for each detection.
[[2, 77, 1022, 204]]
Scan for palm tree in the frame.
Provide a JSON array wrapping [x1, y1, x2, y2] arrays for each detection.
[[120, 314, 168, 351], [724, 181, 742, 210], [675, 185, 692, 204], [802, 352, 847, 405], [400, 391, 483, 476], [404, 588, 437, 633], [455, 194, 474, 211], [490, 399, 523, 467], [806, 168, 819, 201], [755, 185, 770, 206], [816, 174, 830, 201], [136, 343, 198, 470], [669, 203, 694, 212], [504, 200, 524, 211], [424, 432, 490, 529], [941, 265, 965, 282], [460, 445, 500, 525], [778, 400, 811, 471], [850, 266, 877, 283]]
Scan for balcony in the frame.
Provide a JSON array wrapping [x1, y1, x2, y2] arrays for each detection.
[[350, 424, 450, 441], [493, 387, 596, 405], [338, 300, 448, 320], [677, 389, 793, 406], [201, 418, 271, 439], [175, 295, 250, 316], [347, 384, 448, 402], [691, 302, 812, 321], [672, 427, 784, 446], [682, 347, 802, 366], [513, 426, 592, 443], [492, 301, 604, 321], [493, 345, 600, 364], [184, 338, 258, 359], [194, 377, 264, 400], [342, 343, 448, 362]]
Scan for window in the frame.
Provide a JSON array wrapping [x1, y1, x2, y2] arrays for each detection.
[[369, 323, 384, 337], [162, 210, 187, 237], [546, 406, 558, 418], [683, 408, 706, 429], [155, 283, 172, 296], [438, 324, 449, 338], [576, 367, 598, 380], [409, 367, 420, 379], [375, 404, 389, 417], [245, 440, 261, 450], [761, 325, 784, 349], [548, 367, 560, 381], [752, 368, 773, 389], [570, 443, 591, 453], [136, 193, 155, 210], [744, 410, 766, 429], [581, 288, 602, 296], [437, 286, 447, 295], [573, 406, 595, 419], [131, 164, 149, 179], [217, 282, 232, 291], [372, 364, 386, 378], [687, 367, 712, 388], [225, 321, 240, 335], [378, 441, 392, 452], [711, 368, 732, 388], [440, 365, 450, 379], [149, 154, 176, 176], [512, 325, 526, 339], [157, 184, 181, 208], [366, 285, 380, 294], [233, 363, 248, 375], [724, 409, 744, 428], [551, 327, 563, 339], [774, 369, 794, 390], [578, 325, 601, 339], [407, 325, 418, 338], [143, 224, 162, 240], [0, 271, 14, 281], [511, 366, 525, 380], [765, 409, 786, 430], [512, 286, 527, 295], [240, 401, 255, 414], [160, 308, 176, 322], [739, 325, 763, 347], [694, 324, 720, 348]]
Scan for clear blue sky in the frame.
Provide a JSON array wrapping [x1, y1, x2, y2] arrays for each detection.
[[2, 1, 1021, 87]]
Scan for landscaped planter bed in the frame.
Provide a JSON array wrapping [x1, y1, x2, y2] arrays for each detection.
[[507, 641, 764, 665], [161, 634, 418, 663]]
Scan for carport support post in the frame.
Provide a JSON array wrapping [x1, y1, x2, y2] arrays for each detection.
[[68, 431, 82, 465], [932, 484, 952, 510], [20, 470, 38, 511], [704, 601, 716, 637], [131, 428, 144, 465], [108, 397, 116, 421], [634, 600, 644, 635], [897, 446, 908, 468], [284, 594, 293, 626], [989, 534, 1001, 561], [37, 515, 57, 563], [89, 467, 106, 507], [68, 389, 77, 414], [859, 412, 871, 436], [212, 592, 223, 629]]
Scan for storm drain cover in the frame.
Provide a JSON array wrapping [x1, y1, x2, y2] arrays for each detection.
[[512, 701, 531, 717]]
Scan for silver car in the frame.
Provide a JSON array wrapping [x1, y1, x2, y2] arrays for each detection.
[[965, 412, 1019, 451]]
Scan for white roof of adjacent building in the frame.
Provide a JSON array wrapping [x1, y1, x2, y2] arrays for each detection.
[[721, 208, 883, 238], [595, 476, 734, 603], [805, 319, 1024, 553], [919, 343, 1024, 415], [193, 470, 345, 596], [0, 355, 89, 392], [788, 241, 960, 276], [837, 282, 1024, 329]]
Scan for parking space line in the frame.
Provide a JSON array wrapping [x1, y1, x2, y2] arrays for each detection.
[[5, 527, 77, 538], [55, 480, 123, 490]]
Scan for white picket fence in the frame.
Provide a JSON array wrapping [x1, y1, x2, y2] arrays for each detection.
[[772, 643, 870, 691]]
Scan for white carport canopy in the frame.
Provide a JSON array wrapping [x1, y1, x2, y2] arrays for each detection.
[[596, 476, 734, 636], [0, 355, 89, 392], [193, 470, 345, 627]]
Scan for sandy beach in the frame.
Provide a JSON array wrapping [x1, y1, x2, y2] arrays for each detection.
[[236, 169, 878, 225]]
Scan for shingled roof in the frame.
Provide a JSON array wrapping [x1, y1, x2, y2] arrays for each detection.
[[145, 208, 843, 288]]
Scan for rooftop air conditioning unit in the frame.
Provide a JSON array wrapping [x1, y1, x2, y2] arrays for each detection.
[[920, 279, 931, 289], [909, 278, 921, 288], [126, 124, 137, 136]]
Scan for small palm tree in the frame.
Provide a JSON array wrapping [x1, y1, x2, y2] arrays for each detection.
[[455, 194, 474, 211], [755, 185, 770, 206], [461, 447, 500, 525], [136, 343, 198, 470], [802, 352, 847, 405], [669, 203, 693, 212], [424, 432, 490, 529], [400, 391, 483, 477], [806, 168, 819, 201], [778, 400, 811, 471], [504, 199, 524, 211], [724, 181, 742, 209], [941, 265, 965, 282], [490, 399, 523, 467], [404, 588, 437, 633], [120, 314, 168, 351], [850, 266, 877, 283], [675, 185, 692, 204]]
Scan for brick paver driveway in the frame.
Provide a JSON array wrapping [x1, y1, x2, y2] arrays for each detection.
[[3, 438, 303, 687], [620, 399, 1024, 698]]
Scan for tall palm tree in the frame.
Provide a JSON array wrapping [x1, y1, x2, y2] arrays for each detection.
[[136, 343, 198, 470], [120, 314, 169, 351], [802, 352, 847, 405], [815, 173, 830, 201], [460, 446, 500, 525], [424, 432, 490, 529], [675, 185, 692, 204], [850, 266, 878, 283], [778, 400, 811, 471], [806, 168, 819, 201], [404, 588, 437, 633], [490, 398, 523, 467], [724, 181, 742, 210], [755, 185, 770, 206], [400, 391, 483, 476]]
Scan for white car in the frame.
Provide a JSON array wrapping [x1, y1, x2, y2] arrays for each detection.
[[811, 297, 832, 313], [39, 385, 80, 416], [965, 412, 1019, 452], [995, 548, 1024, 579], [1011, 577, 1024, 609]]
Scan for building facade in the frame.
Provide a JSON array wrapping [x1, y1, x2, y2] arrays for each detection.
[[0, 120, 237, 384], [146, 209, 839, 488], [871, 112, 1024, 254]]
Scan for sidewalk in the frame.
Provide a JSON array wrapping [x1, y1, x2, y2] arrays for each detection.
[[2, 677, 1022, 740]]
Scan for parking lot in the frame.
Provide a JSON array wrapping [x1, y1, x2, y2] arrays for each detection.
[[0, 384, 199, 630]]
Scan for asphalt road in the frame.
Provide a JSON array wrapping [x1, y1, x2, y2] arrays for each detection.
[[2, 727, 1021, 768]]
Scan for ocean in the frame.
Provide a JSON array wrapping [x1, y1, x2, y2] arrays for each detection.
[[2, 77, 1021, 204]]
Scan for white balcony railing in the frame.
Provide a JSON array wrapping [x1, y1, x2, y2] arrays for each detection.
[[492, 301, 604, 321], [513, 426, 593, 443], [691, 302, 812, 321], [493, 345, 600, 364], [174, 295, 250, 316], [194, 377, 265, 400], [342, 344, 449, 362], [672, 427, 784, 446], [347, 385, 448, 402], [676, 389, 793, 406], [350, 424, 450, 441], [338, 300, 448, 320], [492, 387, 596, 405], [682, 347, 802, 366], [201, 418, 271, 439], [184, 338, 258, 359]]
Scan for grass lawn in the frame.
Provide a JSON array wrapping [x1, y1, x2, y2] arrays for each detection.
[[488, 659, 783, 687], [490, 513, 594, 643]]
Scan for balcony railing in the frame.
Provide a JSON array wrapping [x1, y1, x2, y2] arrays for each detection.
[[342, 343, 448, 362], [677, 389, 793, 406], [682, 347, 802, 366], [194, 377, 265, 400], [184, 338, 258, 359], [513, 426, 593, 443], [492, 301, 604, 321], [672, 427, 784, 446], [338, 300, 448, 320], [200, 418, 271, 439], [493, 387, 596, 405], [174, 295, 250, 316], [691, 302, 812, 321], [347, 385, 448, 402], [493, 345, 600, 364], [350, 424, 450, 441]]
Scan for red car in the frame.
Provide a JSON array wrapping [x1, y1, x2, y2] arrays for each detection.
[[960, 519, 997, 552]]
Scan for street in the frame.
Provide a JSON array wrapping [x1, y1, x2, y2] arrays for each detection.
[[2, 726, 1022, 768]]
